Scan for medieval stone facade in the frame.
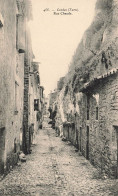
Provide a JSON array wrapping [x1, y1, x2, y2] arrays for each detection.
[[49, 0, 118, 178], [0, 0, 44, 176], [0, 0, 25, 176], [50, 58, 118, 179]]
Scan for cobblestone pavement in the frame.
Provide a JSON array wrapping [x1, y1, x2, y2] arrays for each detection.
[[0, 128, 118, 196]]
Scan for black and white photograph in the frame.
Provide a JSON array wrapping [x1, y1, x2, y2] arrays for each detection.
[[0, 0, 118, 195]]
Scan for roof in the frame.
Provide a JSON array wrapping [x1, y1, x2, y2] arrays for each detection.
[[80, 68, 118, 93]]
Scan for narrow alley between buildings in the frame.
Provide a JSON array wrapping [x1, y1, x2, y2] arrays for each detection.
[[1, 1, 118, 195], [0, 120, 118, 196]]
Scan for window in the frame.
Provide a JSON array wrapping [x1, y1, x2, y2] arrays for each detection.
[[96, 106, 99, 120], [14, 138, 17, 153], [40, 87, 44, 99], [34, 99, 39, 111]]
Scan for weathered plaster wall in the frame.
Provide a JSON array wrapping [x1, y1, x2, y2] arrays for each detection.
[[0, 0, 24, 174]]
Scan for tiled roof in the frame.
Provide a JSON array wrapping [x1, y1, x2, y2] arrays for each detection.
[[80, 68, 118, 92]]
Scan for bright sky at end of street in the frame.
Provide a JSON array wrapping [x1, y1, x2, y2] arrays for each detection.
[[30, 0, 97, 96]]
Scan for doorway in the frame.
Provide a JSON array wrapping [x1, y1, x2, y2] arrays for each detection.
[[76, 128, 79, 149], [113, 126, 118, 178], [80, 127, 82, 152], [0, 127, 5, 175], [86, 126, 89, 160]]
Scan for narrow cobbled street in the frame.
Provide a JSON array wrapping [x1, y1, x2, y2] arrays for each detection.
[[0, 127, 118, 196], [1, 1, 118, 196]]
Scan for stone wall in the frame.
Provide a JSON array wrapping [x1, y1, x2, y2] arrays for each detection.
[[82, 72, 118, 177], [99, 73, 118, 177], [0, 0, 24, 175], [29, 62, 41, 144], [50, 0, 118, 178], [0, 0, 43, 176], [60, 72, 118, 178], [22, 21, 34, 154]]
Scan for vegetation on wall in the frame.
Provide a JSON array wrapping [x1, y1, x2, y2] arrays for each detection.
[[57, 0, 114, 95], [50, 0, 117, 126]]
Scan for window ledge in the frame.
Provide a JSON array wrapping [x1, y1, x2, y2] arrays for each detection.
[[18, 49, 25, 53]]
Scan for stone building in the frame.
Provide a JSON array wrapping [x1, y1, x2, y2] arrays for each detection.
[[79, 50, 118, 178], [48, 91, 58, 129], [0, 0, 43, 176], [18, 2, 44, 154], [0, 0, 28, 175], [52, 56, 118, 179], [40, 86, 45, 127], [29, 62, 43, 145], [50, 0, 118, 178]]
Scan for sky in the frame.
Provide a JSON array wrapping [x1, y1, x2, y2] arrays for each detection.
[[30, 0, 97, 96]]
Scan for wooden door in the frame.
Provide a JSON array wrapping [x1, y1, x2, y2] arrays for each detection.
[[86, 126, 89, 160], [76, 128, 79, 149], [80, 127, 82, 152], [116, 127, 118, 178], [0, 127, 5, 175], [114, 126, 118, 178]]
